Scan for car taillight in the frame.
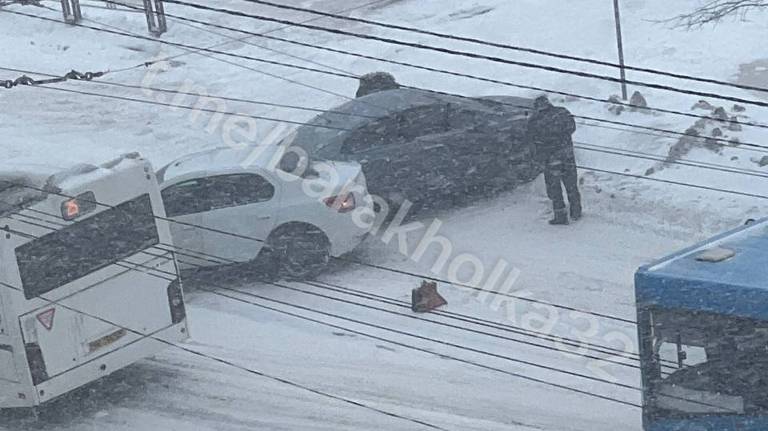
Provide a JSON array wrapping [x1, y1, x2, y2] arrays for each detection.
[[167, 279, 186, 324], [24, 343, 49, 385], [324, 193, 356, 213], [61, 191, 97, 221]]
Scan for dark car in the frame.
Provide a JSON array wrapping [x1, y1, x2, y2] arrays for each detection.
[[283, 89, 540, 211]]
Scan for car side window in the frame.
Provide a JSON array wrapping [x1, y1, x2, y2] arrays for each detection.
[[341, 116, 398, 154], [205, 174, 275, 209], [162, 174, 275, 217], [162, 178, 210, 217], [396, 104, 449, 140]]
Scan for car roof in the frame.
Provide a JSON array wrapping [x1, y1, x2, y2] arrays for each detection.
[[157, 145, 281, 184], [288, 88, 533, 157], [635, 218, 768, 320]]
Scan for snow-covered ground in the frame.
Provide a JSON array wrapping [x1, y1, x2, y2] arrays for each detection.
[[2, 0, 768, 429]]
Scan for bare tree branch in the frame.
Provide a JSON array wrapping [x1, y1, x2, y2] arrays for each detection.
[[667, 0, 768, 28]]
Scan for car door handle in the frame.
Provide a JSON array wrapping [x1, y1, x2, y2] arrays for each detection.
[[256, 215, 271, 220], [424, 144, 445, 151]]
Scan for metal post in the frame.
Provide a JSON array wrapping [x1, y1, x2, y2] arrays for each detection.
[[142, 0, 167, 36], [60, 0, 82, 24], [613, 0, 628, 100]]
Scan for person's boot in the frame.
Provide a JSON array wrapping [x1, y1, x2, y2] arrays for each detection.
[[570, 200, 582, 221], [549, 208, 569, 225]]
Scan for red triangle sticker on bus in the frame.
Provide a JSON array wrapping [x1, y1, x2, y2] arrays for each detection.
[[36, 309, 55, 331]]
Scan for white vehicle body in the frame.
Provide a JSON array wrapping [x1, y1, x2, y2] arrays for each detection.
[[0, 154, 189, 408], [157, 146, 372, 270]]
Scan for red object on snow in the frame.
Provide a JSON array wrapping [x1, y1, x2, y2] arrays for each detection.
[[411, 281, 447, 313]]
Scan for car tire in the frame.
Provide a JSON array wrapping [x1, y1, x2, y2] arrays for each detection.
[[264, 223, 331, 280]]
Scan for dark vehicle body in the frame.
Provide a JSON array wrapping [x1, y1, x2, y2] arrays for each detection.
[[286, 89, 539, 210]]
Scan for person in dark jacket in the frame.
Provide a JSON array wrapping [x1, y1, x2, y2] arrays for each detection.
[[356, 72, 400, 98], [527, 95, 582, 225]]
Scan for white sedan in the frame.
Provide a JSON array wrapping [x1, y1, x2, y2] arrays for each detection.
[[156, 146, 372, 278]]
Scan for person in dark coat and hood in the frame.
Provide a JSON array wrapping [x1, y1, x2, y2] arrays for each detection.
[[356, 72, 400, 98], [527, 95, 582, 225]]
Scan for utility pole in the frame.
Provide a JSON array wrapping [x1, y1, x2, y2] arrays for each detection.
[[613, 0, 628, 100], [143, 0, 167, 36], [60, 0, 82, 24]]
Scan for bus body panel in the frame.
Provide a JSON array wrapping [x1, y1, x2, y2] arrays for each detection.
[[18, 253, 177, 380], [648, 416, 768, 431], [0, 154, 189, 408], [32, 324, 187, 406], [635, 218, 768, 430]]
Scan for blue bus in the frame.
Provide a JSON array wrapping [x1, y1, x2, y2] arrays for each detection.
[[635, 219, 768, 430]]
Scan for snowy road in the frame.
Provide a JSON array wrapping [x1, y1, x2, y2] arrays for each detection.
[[3, 0, 768, 429], [1, 180, 737, 431]]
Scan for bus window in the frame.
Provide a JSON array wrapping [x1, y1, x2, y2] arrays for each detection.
[[647, 308, 768, 419], [14, 194, 159, 299]]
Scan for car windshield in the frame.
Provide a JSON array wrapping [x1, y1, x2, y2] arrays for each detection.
[[648, 309, 768, 419]]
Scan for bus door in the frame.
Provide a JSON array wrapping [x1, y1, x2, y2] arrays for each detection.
[[0, 293, 19, 383]]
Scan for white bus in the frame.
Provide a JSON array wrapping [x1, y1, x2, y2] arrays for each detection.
[[0, 153, 189, 408]]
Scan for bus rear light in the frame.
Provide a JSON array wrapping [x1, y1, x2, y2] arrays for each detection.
[[24, 343, 49, 386], [167, 279, 186, 324], [61, 191, 97, 221], [324, 193, 356, 213]]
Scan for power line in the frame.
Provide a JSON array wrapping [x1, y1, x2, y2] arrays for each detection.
[[334, 257, 637, 324], [162, 0, 768, 110], [8, 11, 768, 155], [65, 0, 375, 105], [1, 9, 356, 80], [106, 0, 359, 78], [5, 222, 727, 415], [55, 10, 768, 154], [0, 225, 452, 431], [14, 203, 647, 372], [574, 141, 768, 180], [202, 281, 643, 408], [7, 138, 767, 329], [19, 82, 355, 131], [301, 279, 679, 370], [0, 65, 376, 119], [5, 217, 741, 413], [142, 0, 768, 132], [214, 279, 740, 412], [234, 0, 768, 97], [5, 205, 681, 371], [7, 66, 768, 168], [120, 9, 768, 153], [122, 0, 393, 72], [7, 177, 643, 324], [3, 7, 384, 107], [580, 164, 768, 199], [3, 218, 642, 412], [285, 280, 642, 370], [9, 209, 730, 412]]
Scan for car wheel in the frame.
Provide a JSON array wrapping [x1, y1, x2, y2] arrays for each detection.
[[265, 224, 331, 280]]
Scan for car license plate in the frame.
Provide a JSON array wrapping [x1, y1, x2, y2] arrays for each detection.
[[88, 329, 127, 353]]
